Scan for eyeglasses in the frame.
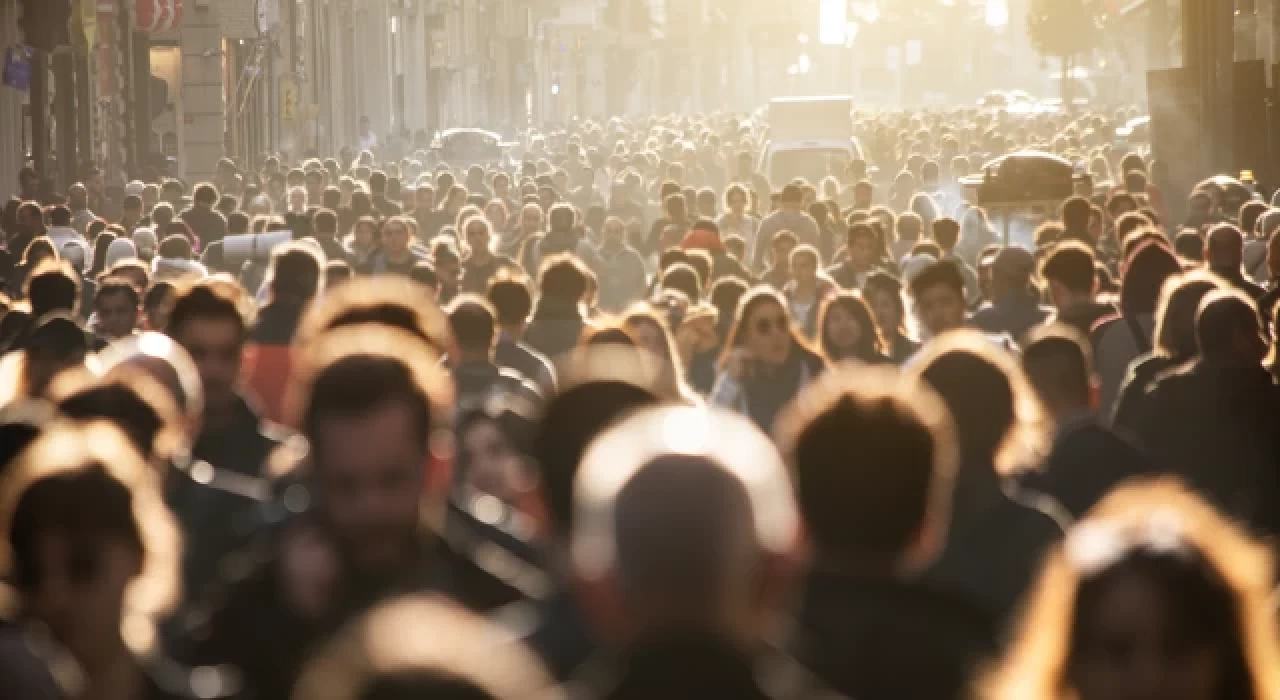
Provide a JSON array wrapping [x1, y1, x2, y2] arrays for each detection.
[[753, 314, 789, 336]]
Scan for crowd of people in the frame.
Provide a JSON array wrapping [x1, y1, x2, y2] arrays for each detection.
[[0, 104, 1279, 700]]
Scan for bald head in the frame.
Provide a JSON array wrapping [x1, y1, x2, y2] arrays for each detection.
[[1207, 223, 1243, 271]]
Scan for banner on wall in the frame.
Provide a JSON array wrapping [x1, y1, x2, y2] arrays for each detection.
[[136, 0, 183, 33]]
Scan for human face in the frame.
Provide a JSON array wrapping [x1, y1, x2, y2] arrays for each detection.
[[312, 402, 425, 573], [485, 204, 507, 232], [728, 192, 747, 214], [773, 241, 796, 269], [824, 303, 863, 354], [461, 418, 519, 501], [438, 259, 460, 287], [173, 317, 243, 415], [354, 222, 376, 248], [416, 188, 434, 211], [1070, 569, 1224, 700], [94, 292, 139, 340], [521, 207, 543, 234], [290, 189, 307, 213], [603, 219, 626, 247], [793, 255, 817, 285], [26, 533, 140, 664], [916, 283, 967, 336], [383, 221, 411, 256], [849, 236, 874, 270], [465, 223, 491, 258], [745, 301, 792, 367]]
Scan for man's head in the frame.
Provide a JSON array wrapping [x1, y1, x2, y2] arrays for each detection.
[[293, 326, 453, 574], [27, 260, 81, 318], [369, 171, 388, 196], [93, 278, 141, 340], [776, 367, 957, 574], [487, 275, 533, 334], [846, 223, 876, 270], [770, 230, 798, 270], [897, 212, 923, 242], [268, 243, 323, 306], [932, 217, 960, 253], [1206, 223, 1244, 273], [571, 406, 800, 645], [313, 208, 338, 239], [68, 184, 88, 210], [1062, 196, 1093, 234], [463, 217, 492, 260], [548, 203, 575, 234], [1196, 290, 1266, 366], [49, 205, 72, 229], [1040, 241, 1097, 309], [539, 254, 588, 304], [165, 281, 248, 416], [193, 183, 219, 209], [991, 245, 1036, 299], [910, 260, 967, 337], [447, 295, 497, 362], [1021, 325, 1096, 420]]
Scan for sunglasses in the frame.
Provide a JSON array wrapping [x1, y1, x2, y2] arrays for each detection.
[[753, 314, 789, 336]]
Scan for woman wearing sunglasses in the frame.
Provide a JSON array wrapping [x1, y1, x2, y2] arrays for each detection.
[[709, 287, 826, 432]]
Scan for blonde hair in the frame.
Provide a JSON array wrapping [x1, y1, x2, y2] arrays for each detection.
[[987, 479, 1280, 700]]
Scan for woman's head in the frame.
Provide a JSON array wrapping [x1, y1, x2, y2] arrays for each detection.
[[1121, 241, 1182, 316], [989, 480, 1280, 700], [863, 271, 908, 336], [623, 308, 691, 402], [819, 292, 885, 362], [724, 288, 797, 368]]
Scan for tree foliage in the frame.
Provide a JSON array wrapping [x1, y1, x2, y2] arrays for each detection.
[[1026, 0, 1107, 61]]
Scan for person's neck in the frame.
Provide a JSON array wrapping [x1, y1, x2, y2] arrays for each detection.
[[386, 248, 412, 264], [1047, 401, 1093, 429], [499, 324, 524, 341], [794, 278, 817, 296], [470, 250, 492, 265]]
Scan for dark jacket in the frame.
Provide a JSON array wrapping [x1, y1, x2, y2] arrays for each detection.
[[192, 394, 287, 478], [174, 518, 530, 700], [311, 234, 353, 266], [571, 636, 844, 700], [524, 297, 590, 361], [969, 294, 1054, 342], [452, 361, 543, 411], [923, 467, 1067, 629], [525, 229, 603, 279], [711, 250, 754, 285], [363, 249, 429, 277], [526, 590, 598, 681], [1110, 353, 1182, 432], [180, 206, 228, 245], [1133, 359, 1280, 535], [496, 334, 557, 396], [1023, 415, 1153, 518], [793, 570, 997, 700], [825, 261, 876, 291], [1057, 300, 1117, 337]]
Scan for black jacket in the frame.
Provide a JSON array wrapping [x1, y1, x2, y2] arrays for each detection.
[[1057, 300, 1117, 337], [452, 361, 543, 411], [793, 571, 997, 700], [192, 394, 287, 478], [249, 301, 307, 346], [1024, 417, 1153, 518], [525, 297, 590, 361], [174, 518, 531, 700], [1133, 359, 1280, 535]]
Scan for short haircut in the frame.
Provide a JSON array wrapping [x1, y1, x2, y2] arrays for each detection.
[[166, 280, 247, 340], [1174, 230, 1205, 261], [538, 254, 588, 302], [1040, 241, 1097, 295], [447, 295, 497, 353], [932, 217, 960, 250], [158, 234, 193, 260], [847, 222, 876, 245], [776, 367, 957, 567], [193, 183, 219, 206], [661, 263, 701, 302], [269, 244, 322, 302], [94, 277, 141, 309], [771, 229, 798, 248], [487, 275, 533, 326], [548, 202, 576, 232], [909, 260, 965, 300], [1021, 325, 1093, 409], [49, 205, 72, 227], [313, 208, 338, 236], [293, 327, 451, 462], [1062, 195, 1092, 230], [27, 260, 81, 318], [897, 212, 923, 241], [1196, 290, 1260, 357]]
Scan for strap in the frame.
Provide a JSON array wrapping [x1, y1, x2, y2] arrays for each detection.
[[1123, 314, 1152, 355]]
